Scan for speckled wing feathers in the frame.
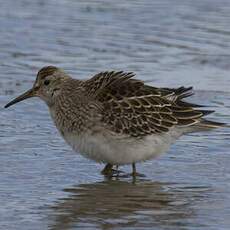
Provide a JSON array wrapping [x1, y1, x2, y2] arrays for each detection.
[[84, 71, 139, 98], [84, 71, 212, 137]]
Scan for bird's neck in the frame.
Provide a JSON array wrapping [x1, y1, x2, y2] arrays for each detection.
[[49, 93, 101, 136]]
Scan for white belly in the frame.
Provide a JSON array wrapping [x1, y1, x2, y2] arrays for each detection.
[[60, 128, 183, 165]]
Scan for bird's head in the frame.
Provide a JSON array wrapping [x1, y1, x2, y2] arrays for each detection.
[[5, 66, 69, 108]]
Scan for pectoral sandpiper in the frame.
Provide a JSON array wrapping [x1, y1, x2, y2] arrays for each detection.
[[5, 66, 225, 176]]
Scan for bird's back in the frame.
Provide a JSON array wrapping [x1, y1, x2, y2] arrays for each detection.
[[83, 71, 224, 138]]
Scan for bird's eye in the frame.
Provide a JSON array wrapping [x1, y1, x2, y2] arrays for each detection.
[[44, 79, 50, 86]]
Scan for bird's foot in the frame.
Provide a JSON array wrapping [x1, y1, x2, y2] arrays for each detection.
[[101, 163, 113, 176], [101, 163, 145, 178], [130, 163, 146, 178], [101, 164, 123, 177], [130, 172, 146, 178]]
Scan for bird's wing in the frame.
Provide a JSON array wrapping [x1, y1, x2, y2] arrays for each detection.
[[84, 71, 213, 137], [84, 71, 143, 98]]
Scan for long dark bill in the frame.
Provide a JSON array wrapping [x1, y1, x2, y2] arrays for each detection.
[[4, 88, 35, 108]]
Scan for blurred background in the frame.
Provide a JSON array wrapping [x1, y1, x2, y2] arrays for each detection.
[[0, 1, 229, 230]]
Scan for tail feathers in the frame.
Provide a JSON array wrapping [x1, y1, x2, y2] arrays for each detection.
[[175, 86, 194, 100], [161, 86, 229, 130], [198, 110, 215, 116], [177, 100, 207, 108], [197, 119, 227, 129], [163, 86, 194, 100], [185, 119, 228, 133], [163, 86, 207, 108]]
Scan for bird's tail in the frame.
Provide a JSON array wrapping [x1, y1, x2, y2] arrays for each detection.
[[184, 118, 228, 134], [196, 119, 228, 130]]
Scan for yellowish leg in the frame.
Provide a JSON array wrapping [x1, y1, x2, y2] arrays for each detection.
[[101, 163, 113, 175], [131, 163, 145, 178], [132, 163, 136, 176]]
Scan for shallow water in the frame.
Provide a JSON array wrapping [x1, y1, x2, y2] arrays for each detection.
[[0, 0, 230, 229]]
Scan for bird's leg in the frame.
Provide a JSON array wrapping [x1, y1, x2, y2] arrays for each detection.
[[131, 163, 146, 178], [132, 163, 137, 176], [101, 163, 113, 176], [115, 165, 122, 175]]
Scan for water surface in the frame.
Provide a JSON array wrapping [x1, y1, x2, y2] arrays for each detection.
[[0, 0, 230, 229]]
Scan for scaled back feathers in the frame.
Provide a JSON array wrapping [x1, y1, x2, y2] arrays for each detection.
[[84, 71, 220, 137]]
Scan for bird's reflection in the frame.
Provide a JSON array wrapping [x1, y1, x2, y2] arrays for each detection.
[[48, 178, 210, 230]]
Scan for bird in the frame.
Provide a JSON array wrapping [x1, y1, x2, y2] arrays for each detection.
[[4, 66, 226, 176]]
